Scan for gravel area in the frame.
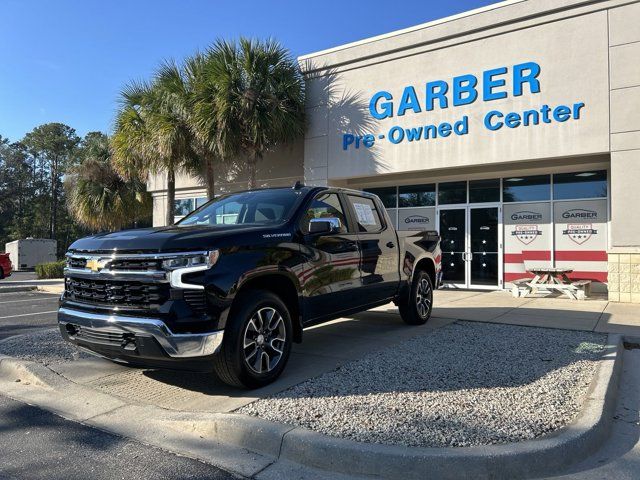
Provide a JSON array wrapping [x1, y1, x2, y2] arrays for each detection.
[[0, 328, 89, 365], [238, 321, 606, 448]]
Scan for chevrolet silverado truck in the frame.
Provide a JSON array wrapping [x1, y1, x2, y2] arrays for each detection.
[[59, 185, 442, 388]]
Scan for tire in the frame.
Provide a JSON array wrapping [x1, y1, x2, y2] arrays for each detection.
[[213, 289, 293, 389], [399, 270, 433, 325], [0, 268, 4, 280]]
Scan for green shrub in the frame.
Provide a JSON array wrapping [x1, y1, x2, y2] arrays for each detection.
[[35, 260, 65, 279]]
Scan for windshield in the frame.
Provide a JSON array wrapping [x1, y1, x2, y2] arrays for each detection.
[[177, 189, 305, 227]]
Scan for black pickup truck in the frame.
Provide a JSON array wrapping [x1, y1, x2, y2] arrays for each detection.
[[59, 185, 442, 388]]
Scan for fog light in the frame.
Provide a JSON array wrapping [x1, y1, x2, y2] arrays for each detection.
[[122, 333, 137, 351], [65, 324, 79, 338]]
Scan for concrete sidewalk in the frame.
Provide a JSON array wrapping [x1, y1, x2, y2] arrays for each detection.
[[372, 289, 640, 336]]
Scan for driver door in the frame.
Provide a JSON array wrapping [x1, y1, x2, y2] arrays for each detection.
[[299, 192, 362, 322]]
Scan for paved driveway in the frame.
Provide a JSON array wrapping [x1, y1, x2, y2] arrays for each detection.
[[47, 313, 455, 413]]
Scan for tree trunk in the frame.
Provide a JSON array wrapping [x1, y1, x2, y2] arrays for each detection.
[[247, 152, 260, 190], [165, 167, 176, 226], [50, 157, 58, 239], [205, 154, 215, 200]]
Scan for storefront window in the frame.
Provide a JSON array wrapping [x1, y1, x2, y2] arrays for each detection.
[[469, 179, 500, 203], [503, 175, 550, 202], [438, 181, 467, 204], [174, 199, 195, 216], [364, 187, 397, 209], [553, 170, 607, 200], [195, 197, 209, 208], [399, 184, 436, 207]]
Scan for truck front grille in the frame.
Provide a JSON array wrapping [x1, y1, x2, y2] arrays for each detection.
[[65, 277, 169, 309], [67, 257, 162, 272]]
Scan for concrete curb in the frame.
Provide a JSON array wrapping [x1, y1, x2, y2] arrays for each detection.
[[0, 334, 624, 479], [220, 333, 625, 479], [0, 285, 36, 294]]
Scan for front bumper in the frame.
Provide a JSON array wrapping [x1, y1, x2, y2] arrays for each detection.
[[58, 307, 224, 366]]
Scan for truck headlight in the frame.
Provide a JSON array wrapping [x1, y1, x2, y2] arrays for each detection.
[[162, 250, 220, 271]]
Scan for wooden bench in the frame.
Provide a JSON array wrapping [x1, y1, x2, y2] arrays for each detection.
[[511, 278, 532, 298], [571, 280, 592, 300]]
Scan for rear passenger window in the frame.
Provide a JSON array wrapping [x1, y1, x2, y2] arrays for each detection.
[[347, 195, 384, 233]]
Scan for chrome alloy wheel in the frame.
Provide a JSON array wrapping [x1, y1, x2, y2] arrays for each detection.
[[243, 307, 286, 374], [416, 277, 432, 318]]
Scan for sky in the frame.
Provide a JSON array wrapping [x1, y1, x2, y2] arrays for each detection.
[[0, 0, 498, 142]]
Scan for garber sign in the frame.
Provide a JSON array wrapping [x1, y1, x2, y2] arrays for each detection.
[[342, 61, 586, 151]]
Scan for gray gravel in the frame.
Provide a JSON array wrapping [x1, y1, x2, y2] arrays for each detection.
[[0, 328, 89, 365], [239, 321, 606, 448]]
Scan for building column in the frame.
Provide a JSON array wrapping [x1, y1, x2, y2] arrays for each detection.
[[607, 3, 640, 303]]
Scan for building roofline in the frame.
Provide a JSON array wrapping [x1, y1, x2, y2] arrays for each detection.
[[297, 0, 526, 61]]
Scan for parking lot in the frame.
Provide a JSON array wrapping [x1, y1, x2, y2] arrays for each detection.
[[0, 291, 59, 341], [1, 288, 637, 479]]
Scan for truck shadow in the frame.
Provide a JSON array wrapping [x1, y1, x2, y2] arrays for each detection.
[[142, 304, 612, 402]]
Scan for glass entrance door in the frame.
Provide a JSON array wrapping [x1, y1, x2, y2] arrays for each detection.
[[438, 206, 502, 289], [439, 208, 467, 287], [469, 206, 499, 288]]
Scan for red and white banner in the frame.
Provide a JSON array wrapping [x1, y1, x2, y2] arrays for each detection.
[[553, 199, 608, 282], [503, 203, 552, 283]]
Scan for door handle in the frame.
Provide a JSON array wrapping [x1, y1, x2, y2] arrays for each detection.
[[386, 242, 395, 248]]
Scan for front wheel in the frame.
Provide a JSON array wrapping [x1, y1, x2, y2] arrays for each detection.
[[213, 290, 293, 389], [399, 270, 433, 325]]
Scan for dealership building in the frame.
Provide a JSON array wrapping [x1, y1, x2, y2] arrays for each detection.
[[149, 0, 640, 303]]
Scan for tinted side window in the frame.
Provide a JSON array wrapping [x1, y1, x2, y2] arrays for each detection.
[[300, 193, 348, 234], [347, 195, 383, 233]]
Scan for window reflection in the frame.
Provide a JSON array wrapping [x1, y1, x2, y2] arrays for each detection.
[[438, 181, 467, 204], [399, 184, 436, 207], [553, 171, 607, 200], [503, 175, 550, 202], [469, 179, 500, 203]]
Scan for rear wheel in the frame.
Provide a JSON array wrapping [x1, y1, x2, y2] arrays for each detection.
[[213, 289, 292, 389], [399, 270, 433, 325]]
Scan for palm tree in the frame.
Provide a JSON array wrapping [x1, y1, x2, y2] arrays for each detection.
[[205, 38, 306, 189], [184, 52, 223, 200], [112, 67, 199, 225], [66, 133, 151, 231]]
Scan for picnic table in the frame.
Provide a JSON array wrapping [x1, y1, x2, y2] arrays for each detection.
[[511, 267, 592, 300]]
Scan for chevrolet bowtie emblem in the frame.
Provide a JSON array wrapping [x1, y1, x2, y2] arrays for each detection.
[[86, 258, 106, 272]]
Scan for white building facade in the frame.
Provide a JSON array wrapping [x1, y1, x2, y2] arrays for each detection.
[[150, 0, 640, 303]]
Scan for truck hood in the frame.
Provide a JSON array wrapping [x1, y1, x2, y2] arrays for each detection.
[[68, 224, 275, 253]]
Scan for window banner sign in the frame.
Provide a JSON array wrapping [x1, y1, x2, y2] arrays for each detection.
[[397, 207, 436, 231], [553, 199, 607, 282], [503, 202, 552, 283], [386, 208, 398, 229]]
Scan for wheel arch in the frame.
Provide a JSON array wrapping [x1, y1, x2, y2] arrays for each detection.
[[414, 256, 436, 286], [234, 272, 303, 343]]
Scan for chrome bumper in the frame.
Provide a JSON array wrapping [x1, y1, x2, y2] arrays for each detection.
[[58, 307, 224, 358]]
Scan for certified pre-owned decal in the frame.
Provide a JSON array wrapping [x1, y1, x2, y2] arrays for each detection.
[[512, 224, 542, 245], [563, 224, 597, 245], [262, 233, 292, 238]]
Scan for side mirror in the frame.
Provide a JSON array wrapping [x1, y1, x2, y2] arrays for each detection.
[[308, 217, 341, 235]]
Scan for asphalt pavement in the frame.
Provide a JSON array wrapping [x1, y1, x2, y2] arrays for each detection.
[[0, 394, 236, 480], [0, 291, 60, 341]]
